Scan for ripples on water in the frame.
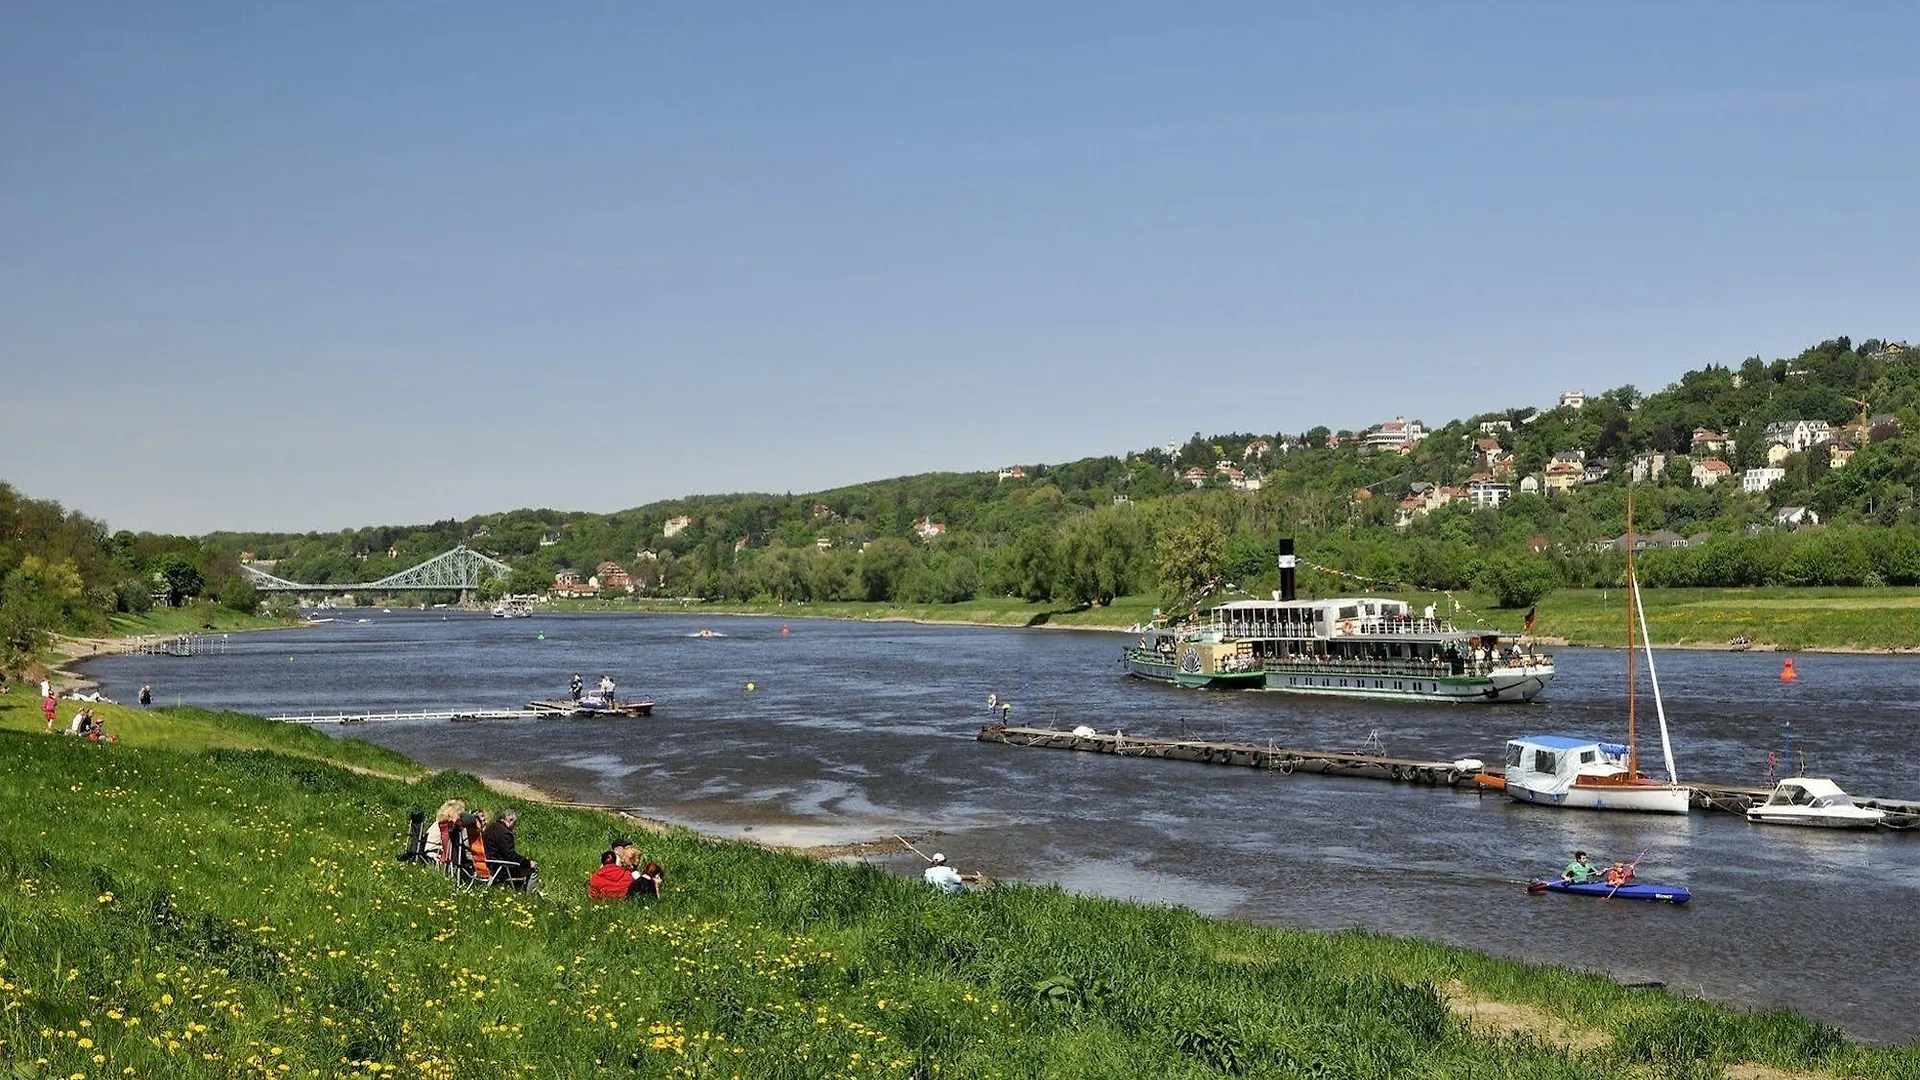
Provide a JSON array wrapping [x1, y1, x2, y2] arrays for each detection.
[[82, 612, 1920, 1042]]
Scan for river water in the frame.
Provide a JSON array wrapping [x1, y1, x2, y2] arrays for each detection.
[[80, 612, 1920, 1043]]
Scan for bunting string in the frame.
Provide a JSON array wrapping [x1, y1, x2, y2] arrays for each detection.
[[1295, 558, 1504, 632]]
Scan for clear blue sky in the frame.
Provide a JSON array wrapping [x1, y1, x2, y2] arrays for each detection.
[[4, 3, 1916, 534]]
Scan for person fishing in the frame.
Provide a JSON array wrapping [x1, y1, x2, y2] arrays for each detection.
[[570, 672, 583, 701], [1562, 850, 1600, 884]]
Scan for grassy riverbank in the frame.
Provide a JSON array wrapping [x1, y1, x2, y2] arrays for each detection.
[[4, 691, 1917, 1077], [553, 586, 1920, 652]]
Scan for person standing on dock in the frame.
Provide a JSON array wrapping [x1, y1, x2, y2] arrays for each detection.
[[599, 674, 616, 705], [570, 672, 583, 701]]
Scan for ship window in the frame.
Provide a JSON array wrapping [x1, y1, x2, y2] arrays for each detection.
[[1506, 744, 1522, 767], [1534, 750, 1557, 773], [1394, 681, 1402, 690], [1339, 605, 1359, 620], [1579, 750, 1596, 764]]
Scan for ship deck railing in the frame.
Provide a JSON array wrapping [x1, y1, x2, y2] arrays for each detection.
[[1213, 616, 1459, 640]]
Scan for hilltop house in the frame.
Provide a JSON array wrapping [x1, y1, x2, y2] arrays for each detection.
[[1364, 417, 1426, 453], [1244, 438, 1272, 459], [1473, 437, 1509, 469], [1828, 438, 1857, 468], [1763, 419, 1833, 456], [1691, 428, 1731, 455], [1582, 460, 1611, 485], [996, 465, 1027, 481], [596, 562, 634, 593], [663, 515, 694, 538], [1629, 451, 1669, 483], [1743, 467, 1785, 493], [1775, 506, 1820, 528], [1478, 420, 1513, 434], [1518, 474, 1540, 495], [1691, 459, 1732, 487], [914, 518, 948, 540], [1558, 390, 1586, 410], [1542, 459, 1583, 495], [1183, 467, 1208, 487], [552, 569, 597, 598], [1465, 474, 1511, 508]]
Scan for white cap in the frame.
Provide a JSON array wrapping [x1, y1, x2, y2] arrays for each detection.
[[930, 853, 947, 864]]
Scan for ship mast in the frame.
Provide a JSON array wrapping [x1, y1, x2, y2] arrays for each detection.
[[1624, 490, 1639, 779]]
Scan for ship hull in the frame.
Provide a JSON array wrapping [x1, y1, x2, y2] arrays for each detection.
[[1263, 664, 1552, 703]]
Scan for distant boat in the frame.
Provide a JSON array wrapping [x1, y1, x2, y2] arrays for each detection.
[[490, 599, 533, 618], [1747, 778, 1887, 829]]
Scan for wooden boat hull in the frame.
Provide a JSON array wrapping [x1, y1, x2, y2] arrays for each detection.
[[1508, 780, 1691, 814], [1529, 879, 1692, 904]]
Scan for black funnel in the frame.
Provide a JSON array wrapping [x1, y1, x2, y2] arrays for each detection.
[[1277, 539, 1296, 601]]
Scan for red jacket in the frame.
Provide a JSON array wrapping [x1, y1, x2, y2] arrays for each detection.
[[588, 864, 632, 900]]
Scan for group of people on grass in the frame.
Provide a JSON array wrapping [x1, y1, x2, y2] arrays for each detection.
[[412, 799, 667, 900], [420, 799, 541, 891]]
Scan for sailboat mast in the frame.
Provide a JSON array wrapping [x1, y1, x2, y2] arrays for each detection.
[[1624, 491, 1639, 779]]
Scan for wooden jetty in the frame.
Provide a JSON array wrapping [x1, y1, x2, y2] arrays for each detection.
[[269, 709, 541, 725], [268, 700, 655, 725], [977, 724, 1790, 816], [527, 699, 655, 717]]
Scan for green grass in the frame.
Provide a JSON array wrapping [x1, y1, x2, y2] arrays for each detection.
[[1521, 586, 1920, 651], [3, 691, 1916, 1078]]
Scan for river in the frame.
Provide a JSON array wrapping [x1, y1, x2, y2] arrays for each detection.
[[79, 611, 1920, 1043]]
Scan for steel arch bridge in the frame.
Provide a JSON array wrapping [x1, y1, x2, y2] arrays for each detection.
[[240, 545, 513, 594]]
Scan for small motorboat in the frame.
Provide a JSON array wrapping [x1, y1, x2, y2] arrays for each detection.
[[1527, 878, 1691, 904], [1746, 778, 1886, 829]]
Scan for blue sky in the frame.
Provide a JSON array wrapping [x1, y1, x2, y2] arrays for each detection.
[[3, 3, 1916, 534]]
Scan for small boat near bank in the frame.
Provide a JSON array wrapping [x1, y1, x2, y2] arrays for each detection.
[[1746, 778, 1887, 829], [491, 599, 534, 618], [1122, 541, 1554, 703], [1485, 494, 1690, 814]]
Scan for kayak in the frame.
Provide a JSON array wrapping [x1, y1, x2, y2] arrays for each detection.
[[1527, 879, 1691, 904]]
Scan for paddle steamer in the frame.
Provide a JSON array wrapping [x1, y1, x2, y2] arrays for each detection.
[[1122, 542, 1553, 702]]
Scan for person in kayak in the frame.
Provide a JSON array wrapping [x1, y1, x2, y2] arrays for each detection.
[[1604, 861, 1635, 887], [1562, 851, 1600, 884]]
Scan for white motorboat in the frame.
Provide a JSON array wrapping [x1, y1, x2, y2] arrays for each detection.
[[1747, 778, 1887, 829]]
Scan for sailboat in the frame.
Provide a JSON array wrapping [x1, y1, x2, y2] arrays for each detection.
[[1487, 493, 1691, 814]]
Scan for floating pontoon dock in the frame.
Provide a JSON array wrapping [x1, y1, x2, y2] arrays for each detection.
[[976, 724, 1915, 824], [268, 699, 655, 725]]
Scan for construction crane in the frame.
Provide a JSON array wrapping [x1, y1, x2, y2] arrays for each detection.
[[1846, 396, 1871, 442]]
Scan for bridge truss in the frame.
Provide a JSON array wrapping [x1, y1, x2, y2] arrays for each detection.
[[241, 545, 513, 594]]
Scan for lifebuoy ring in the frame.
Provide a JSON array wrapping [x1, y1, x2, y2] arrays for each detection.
[[1338, 620, 1356, 636]]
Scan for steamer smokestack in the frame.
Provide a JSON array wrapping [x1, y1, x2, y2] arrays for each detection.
[[1277, 539, 1297, 602]]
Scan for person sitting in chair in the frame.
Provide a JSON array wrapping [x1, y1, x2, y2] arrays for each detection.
[[482, 809, 537, 889]]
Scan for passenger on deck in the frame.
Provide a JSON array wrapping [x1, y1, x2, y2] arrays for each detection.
[[598, 675, 616, 704], [1562, 851, 1599, 884], [482, 809, 537, 889], [570, 672, 583, 701]]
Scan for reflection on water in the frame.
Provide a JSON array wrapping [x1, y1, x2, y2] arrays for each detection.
[[81, 611, 1920, 1043]]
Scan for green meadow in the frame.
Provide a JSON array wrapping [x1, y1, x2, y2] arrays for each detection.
[[562, 586, 1920, 652], [4, 691, 1918, 1078]]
